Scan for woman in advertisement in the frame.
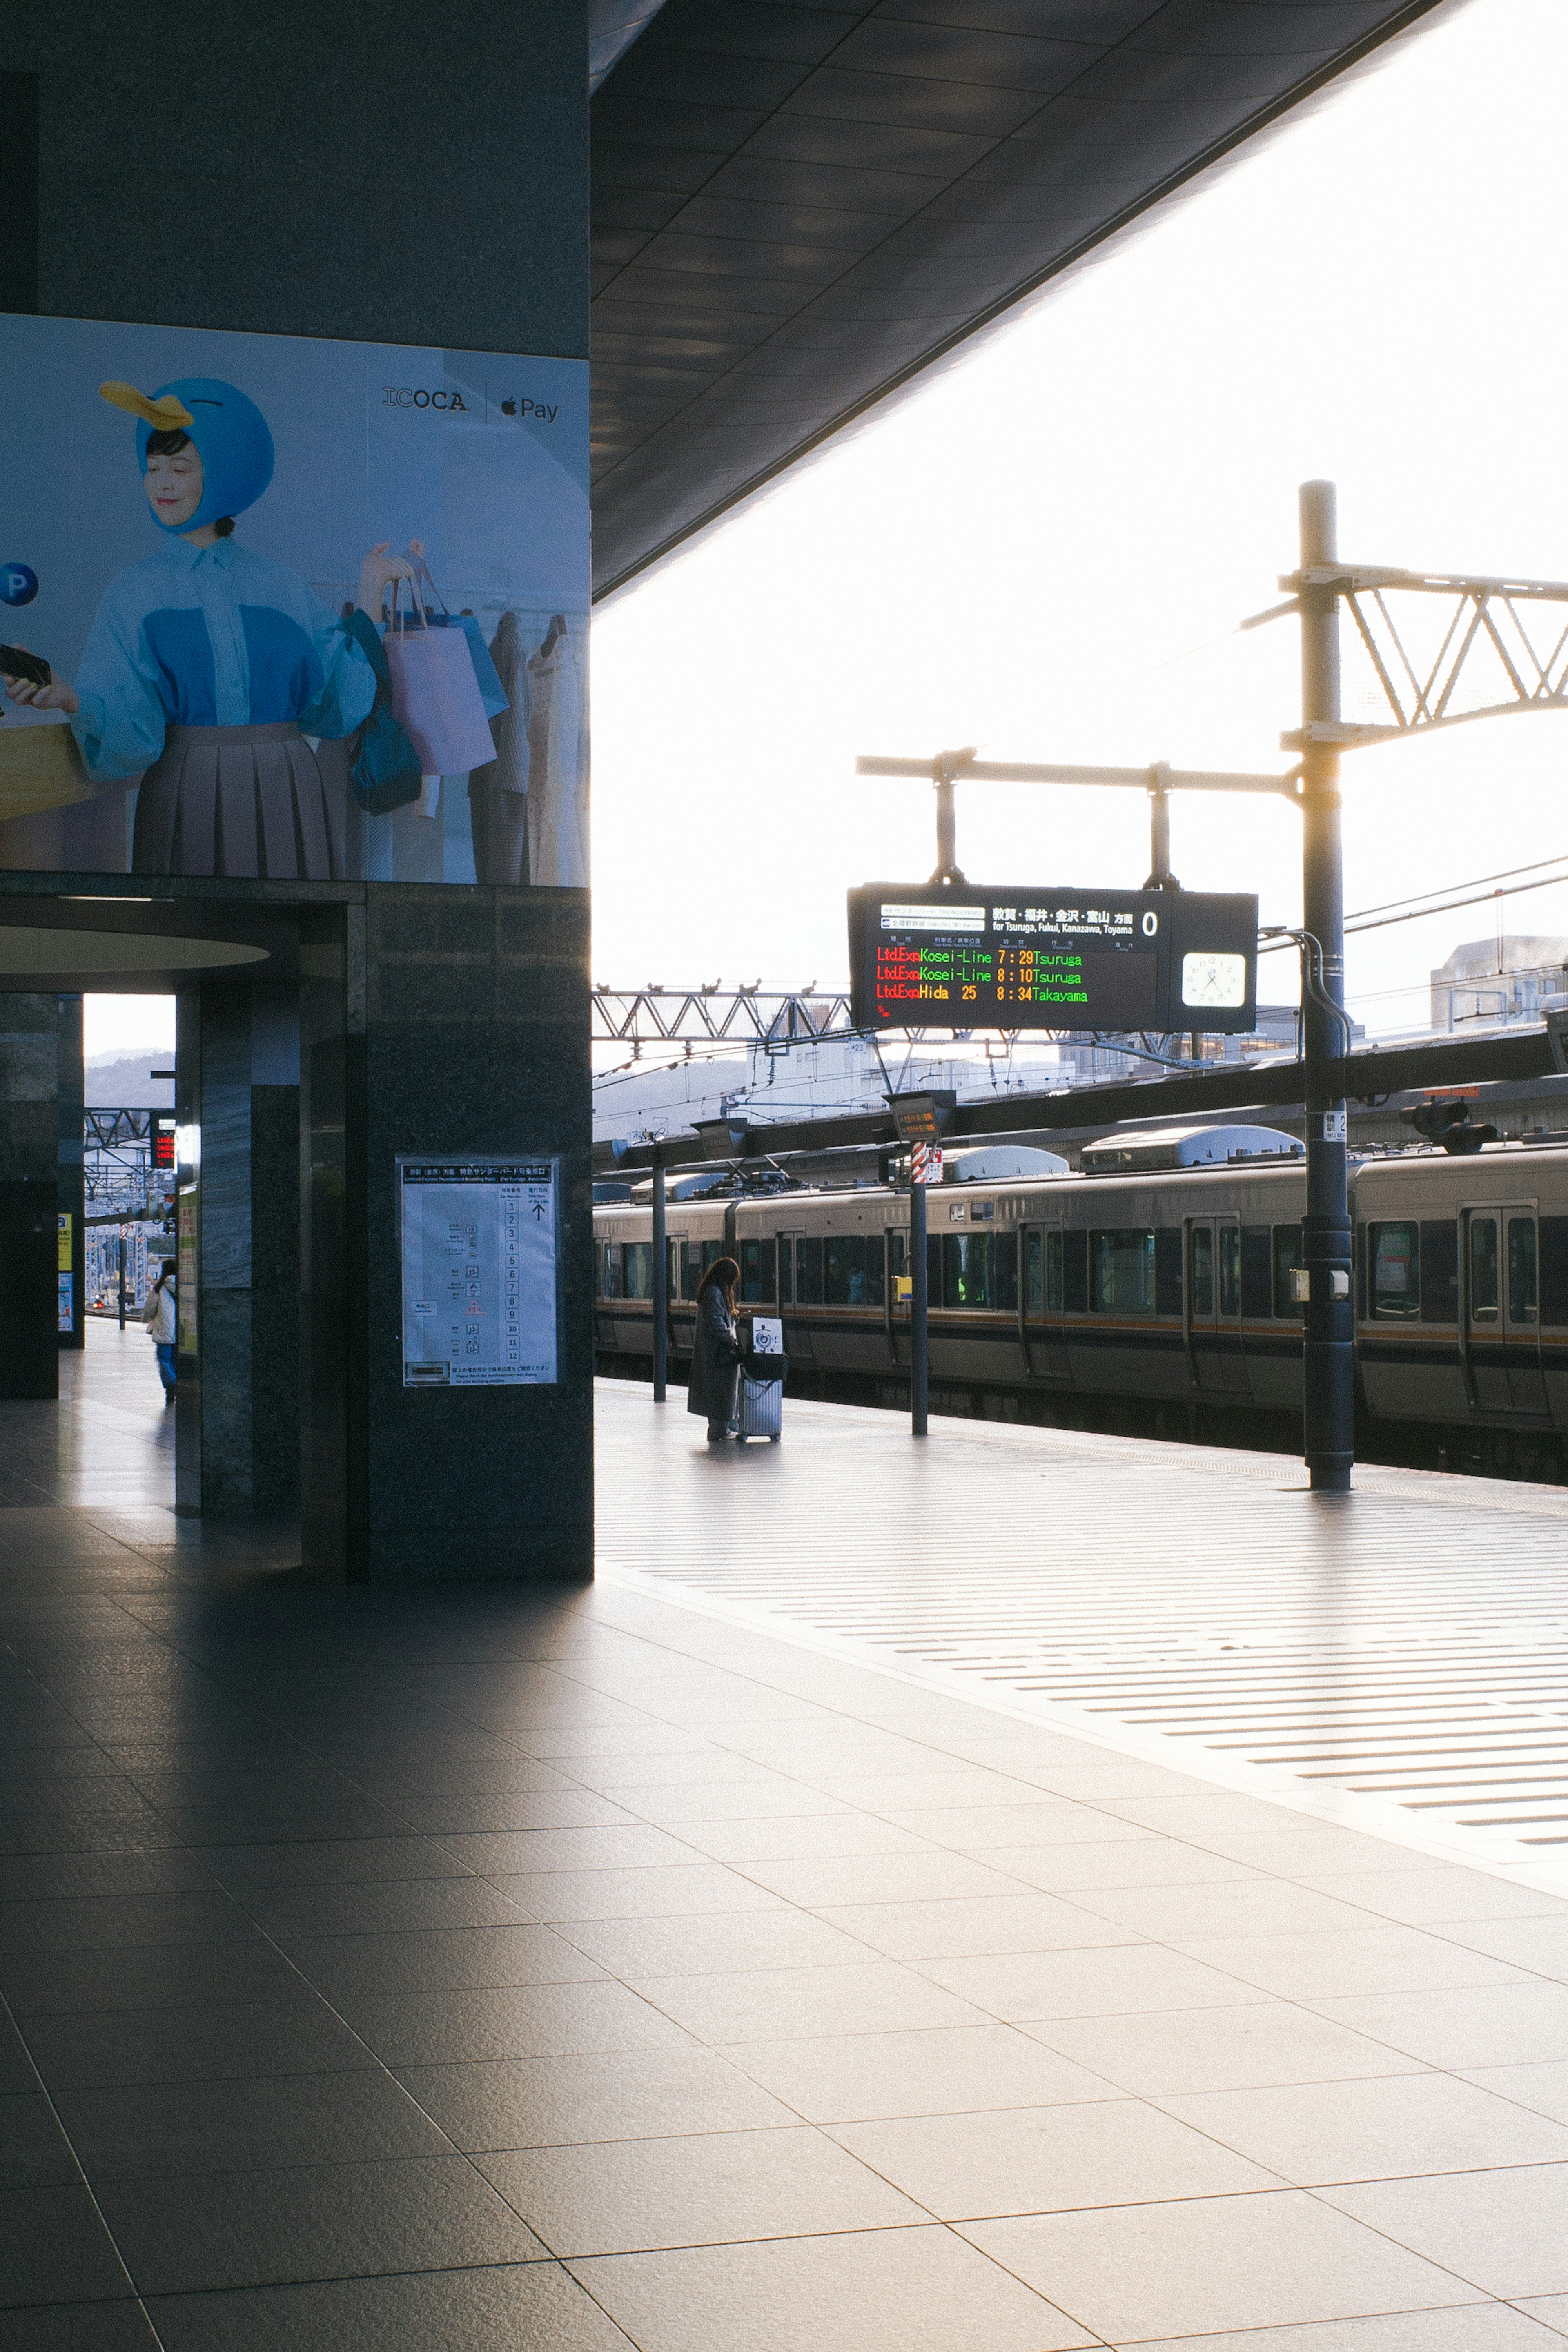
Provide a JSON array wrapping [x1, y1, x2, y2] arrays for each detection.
[[0, 378, 414, 878]]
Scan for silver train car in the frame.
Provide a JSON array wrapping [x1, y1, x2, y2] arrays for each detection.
[[594, 1134, 1568, 1478]]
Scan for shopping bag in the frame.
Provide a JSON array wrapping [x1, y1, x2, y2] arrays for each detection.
[[383, 578, 497, 775], [341, 609, 422, 815], [407, 555, 508, 720], [0, 714, 97, 822]]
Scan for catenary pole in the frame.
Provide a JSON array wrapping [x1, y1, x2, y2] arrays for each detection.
[[651, 1156, 668, 1403], [1298, 480, 1354, 1492], [909, 1174, 929, 1437]]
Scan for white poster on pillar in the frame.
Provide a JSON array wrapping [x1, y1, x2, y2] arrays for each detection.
[[399, 1158, 559, 1389], [0, 313, 589, 889]]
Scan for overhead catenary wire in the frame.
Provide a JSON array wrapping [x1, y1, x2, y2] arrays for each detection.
[[1258, 858, 1568, 954]]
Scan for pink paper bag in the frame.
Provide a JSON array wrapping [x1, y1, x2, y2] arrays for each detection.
[[383, 579, 496, 775]]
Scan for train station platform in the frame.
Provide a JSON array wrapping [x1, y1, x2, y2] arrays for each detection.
[[4, 1339, 1568, 2348]]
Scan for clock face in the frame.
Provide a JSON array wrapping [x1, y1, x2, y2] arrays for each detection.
[[1181, 950, 1247, 1010]]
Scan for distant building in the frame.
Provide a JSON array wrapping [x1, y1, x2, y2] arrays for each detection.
[[1430, 936, 1568, 1031]]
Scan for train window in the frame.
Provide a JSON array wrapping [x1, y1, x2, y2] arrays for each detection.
[[1419, 1221, 1459, 1323], [1063, 1229, 1089, 1314], [595, 1242, 619, 1299], [1370, 1223, 1420, 1319], [1189, 1226, 1214, 1316], [739, 1238, 775, 1304], [1024, 1232, 1043, 1315], [1219, 1227, 1241, 1319], [1508, 1217, 1539, 1325], [798, 1236, 825, 1305], [1156, 1229, 1184, 1318], [1543, 1217, 1568, 1325], [622, 1242, 654, 1301], [1468, 1217, 1498, 1319], [702, 1240, 725, 1276], [1272, 1225, 1304, 1317], [887, 1230, 907, 1301], [1045, 1230, 1064, 1312], [681, 1242, 701, 1302], [942, 1232, 991, 1308], [826, 1235, 874, 1306], [992, 1234, 1017, 1312], [667, 1239, 679, 1303], [1089, 1229, 1155, 1314], [1241, 1227, 1272, 1320]]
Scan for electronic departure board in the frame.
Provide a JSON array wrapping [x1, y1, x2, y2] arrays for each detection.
[[848, 884, 1258, 1034]]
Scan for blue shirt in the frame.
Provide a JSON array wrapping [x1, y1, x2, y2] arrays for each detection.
[[72, 537, 377, 782]]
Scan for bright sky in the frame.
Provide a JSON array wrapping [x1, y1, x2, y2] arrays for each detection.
[[590, 0, 1568, 1040], [85, 993, 174, 1060]]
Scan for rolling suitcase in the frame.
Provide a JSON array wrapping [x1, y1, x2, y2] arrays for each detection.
[[737, 1368, 782, 1441]]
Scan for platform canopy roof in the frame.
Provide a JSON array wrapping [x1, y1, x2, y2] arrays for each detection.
[[590, 0, 1460, 599]]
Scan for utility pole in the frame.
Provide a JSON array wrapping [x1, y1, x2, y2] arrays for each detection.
[[909, 1171, 928, 1437], [650, 1154, 668, 1403], [1298, 481, 1354, 1493]]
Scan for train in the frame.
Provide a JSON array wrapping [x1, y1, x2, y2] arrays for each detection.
[[593, 1125, 1568, 1479]]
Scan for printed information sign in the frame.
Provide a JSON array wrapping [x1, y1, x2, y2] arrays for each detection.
[[399, 1156, 558, 1388]]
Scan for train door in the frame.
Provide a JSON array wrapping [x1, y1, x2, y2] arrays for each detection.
[[777, 1229, 812, 1363], [1019, 1223, 1070, 1380], [1186, 1215, 1246, 1392], [1463, 1203, 1547, 1414]]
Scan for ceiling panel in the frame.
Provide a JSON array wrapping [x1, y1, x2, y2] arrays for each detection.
[[591, 0, 1461, 596]]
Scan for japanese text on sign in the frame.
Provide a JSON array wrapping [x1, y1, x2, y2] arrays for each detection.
[[848, 884, 1258, 1034], [399, 1158, 558, 1388]]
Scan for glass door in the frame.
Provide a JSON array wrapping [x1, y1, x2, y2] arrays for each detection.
[[1506, 1209, 1547, 1411], [1464, 1205, 1547, 1413], [777, 1230, 812, 1362], [1019, 1224, 1070, 1379], [1186, 1217, 1246, 1392]]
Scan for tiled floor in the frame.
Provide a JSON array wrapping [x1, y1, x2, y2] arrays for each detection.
[[1, 1330, 1568, 2345], [595, 1380, 1568, 1887]]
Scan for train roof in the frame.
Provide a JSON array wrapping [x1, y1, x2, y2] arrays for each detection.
[[1080, 1125, 1303, 1175]]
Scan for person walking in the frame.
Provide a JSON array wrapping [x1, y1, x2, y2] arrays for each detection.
[[143, 1259, 178, 1401], [687, 1256, 741, 1443]]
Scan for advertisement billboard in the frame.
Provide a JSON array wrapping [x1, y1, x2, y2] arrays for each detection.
[[849, 884, 1259, 1033], [0, 315, 588, 886]]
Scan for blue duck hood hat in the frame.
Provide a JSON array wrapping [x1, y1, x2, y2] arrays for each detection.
[[100, 377, 275, 533]]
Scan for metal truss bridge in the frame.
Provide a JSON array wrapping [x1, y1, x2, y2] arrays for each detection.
[[592, 985, 854, 1052]]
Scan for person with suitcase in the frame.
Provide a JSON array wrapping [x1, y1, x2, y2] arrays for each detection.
[[687, 1256, 742, 1443]]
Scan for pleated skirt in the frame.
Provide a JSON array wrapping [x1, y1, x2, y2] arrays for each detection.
[[132, 721, 346, 879]]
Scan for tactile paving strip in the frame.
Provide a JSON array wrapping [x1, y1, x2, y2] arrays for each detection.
[[595, 1382, 1568, 1890]]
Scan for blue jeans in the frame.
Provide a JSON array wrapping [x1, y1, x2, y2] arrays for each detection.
[[154, 1341, 177, 1396]]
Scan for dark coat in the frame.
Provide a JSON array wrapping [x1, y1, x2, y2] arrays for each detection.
[[687, 1283, 739, 1422]]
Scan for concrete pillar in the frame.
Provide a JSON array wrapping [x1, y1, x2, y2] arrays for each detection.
[[57, 993, 84, 1350], [0, 995, 62, 1397], [301, 886, 592, 1583], [15, 0, 591, 1571], [175, 977, 302, 1519]]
